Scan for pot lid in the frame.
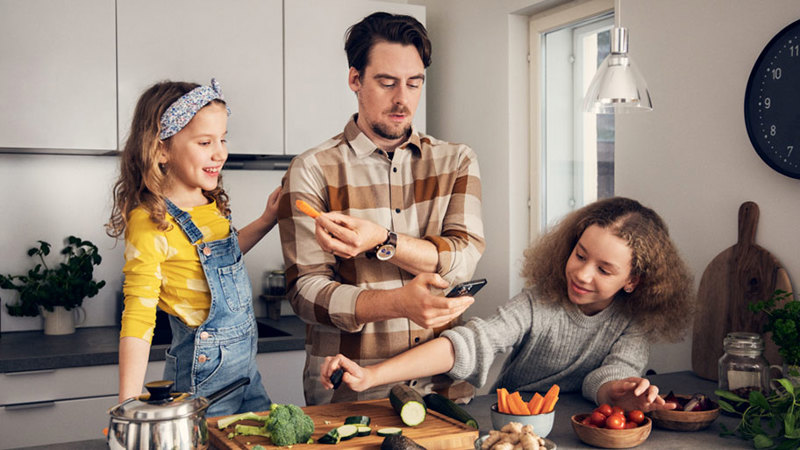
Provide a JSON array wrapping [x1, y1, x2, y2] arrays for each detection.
[[108, 380, 208, 422]]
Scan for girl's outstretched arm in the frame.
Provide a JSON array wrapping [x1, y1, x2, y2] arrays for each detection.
[[118, 336, 152, 403], [320, 337, 456, 391], [238, 186, 282, 254], [596, 377, 677, 412]]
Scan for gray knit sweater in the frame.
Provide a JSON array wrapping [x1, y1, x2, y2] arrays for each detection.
[[441, 288, 648, 403]]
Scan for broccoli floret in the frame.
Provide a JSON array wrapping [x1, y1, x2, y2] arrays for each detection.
[[220, 403, 315, 446]]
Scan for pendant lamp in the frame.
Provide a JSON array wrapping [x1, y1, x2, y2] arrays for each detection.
[[583, 0, 652, 113]]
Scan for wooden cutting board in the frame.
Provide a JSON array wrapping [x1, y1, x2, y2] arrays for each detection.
[[208, 398, 479, 449], [691, 201, 793, 380]]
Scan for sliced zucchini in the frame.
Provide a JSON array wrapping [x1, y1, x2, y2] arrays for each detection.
[[423, 392, 479, 429], [344, 415, 371, 426], [318, 428, 341, 445], [389, 384, 427, 426], [377, 427, 403, 437], [337, 424, 359, 441], [356, 426, 372, 437]]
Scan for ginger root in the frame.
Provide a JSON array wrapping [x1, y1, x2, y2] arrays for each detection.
[[482, 422, 546, 450]]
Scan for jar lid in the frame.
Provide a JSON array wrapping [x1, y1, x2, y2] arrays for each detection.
[[108, 380, 208, 422], [723, 331, 764, 351]]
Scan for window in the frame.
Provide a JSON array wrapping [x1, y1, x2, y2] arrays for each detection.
[[529, 0, 614, 237]]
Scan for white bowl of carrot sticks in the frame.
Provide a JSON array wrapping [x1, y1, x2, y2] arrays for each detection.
[[490, 385, 559, 437]]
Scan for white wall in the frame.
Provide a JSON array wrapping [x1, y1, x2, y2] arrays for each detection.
[[0, 153, 284, 332]]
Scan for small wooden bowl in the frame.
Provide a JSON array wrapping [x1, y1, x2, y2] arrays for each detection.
[[571, 413, 651, 448], [648, 394, 720, 431]]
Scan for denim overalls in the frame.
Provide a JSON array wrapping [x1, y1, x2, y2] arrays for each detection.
[[162, 199, 271, 417]]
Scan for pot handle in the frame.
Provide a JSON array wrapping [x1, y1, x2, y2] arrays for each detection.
[[206, 377, 251, 406]]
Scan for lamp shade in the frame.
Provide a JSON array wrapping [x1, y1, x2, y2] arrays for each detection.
[[583, 27, 652, 113]]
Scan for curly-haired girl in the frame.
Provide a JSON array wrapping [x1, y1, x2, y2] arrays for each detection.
[[320, 197, 694, 411]]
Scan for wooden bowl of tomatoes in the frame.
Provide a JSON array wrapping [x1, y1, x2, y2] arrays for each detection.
[[571, 404, 651, 448], [647, 393, 719, 431]]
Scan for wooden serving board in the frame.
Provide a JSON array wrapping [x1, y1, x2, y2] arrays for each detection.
[[691, 201, 794, 380], [208, 398, 479, 450]]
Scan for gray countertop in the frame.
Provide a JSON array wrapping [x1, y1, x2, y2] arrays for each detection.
[[0, 316, 305, 373]]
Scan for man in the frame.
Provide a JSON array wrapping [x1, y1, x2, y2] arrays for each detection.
[[279, 12, 485, 405]]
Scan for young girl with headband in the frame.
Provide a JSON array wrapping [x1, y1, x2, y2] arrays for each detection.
[[107, 79, 281, 415], [321, 197, 694, 412]]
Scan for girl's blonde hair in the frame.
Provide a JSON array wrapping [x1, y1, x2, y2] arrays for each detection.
[[106, 81, 230, 238], [522, 197, 694, 342]]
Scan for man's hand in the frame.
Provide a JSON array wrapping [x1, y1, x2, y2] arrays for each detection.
[[320, 354, 374, 392], [597, 377, 677, 413], [314, 212, 386, 258], [395, 273, 474, 329]]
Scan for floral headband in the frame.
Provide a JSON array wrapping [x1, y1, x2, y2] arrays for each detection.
[[159, 78, 230, 140]]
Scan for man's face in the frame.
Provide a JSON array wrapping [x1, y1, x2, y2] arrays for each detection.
[[349, 41, 425, 148]]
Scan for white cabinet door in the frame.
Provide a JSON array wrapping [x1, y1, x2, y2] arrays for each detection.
[[117, 0, 283, 155], [284, 0, 426, 155], [0, 0, 116, 150], [257, 350, 306, 406]]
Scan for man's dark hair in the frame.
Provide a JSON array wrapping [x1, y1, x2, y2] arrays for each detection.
[[344, 12, 431, 74]]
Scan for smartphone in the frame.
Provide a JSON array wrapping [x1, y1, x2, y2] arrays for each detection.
[[445, 278, 487, 297]]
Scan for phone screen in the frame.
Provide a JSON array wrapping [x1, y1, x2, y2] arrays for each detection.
[[445, 279, 487, 297]]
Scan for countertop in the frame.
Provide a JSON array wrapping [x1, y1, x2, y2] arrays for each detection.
[[0, 316, 305, 373], [17, 371, 756, 449]]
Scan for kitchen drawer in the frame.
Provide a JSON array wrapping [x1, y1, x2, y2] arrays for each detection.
[[0, 361, 165, 406], [0, 394, 114, 449]]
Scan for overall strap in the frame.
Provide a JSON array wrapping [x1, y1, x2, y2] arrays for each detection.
[[163, 198, 206, 244]]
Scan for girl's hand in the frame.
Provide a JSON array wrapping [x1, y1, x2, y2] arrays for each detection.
[[261, 186, 282, 227], [598, 377, 677, 412], [320, 354, 374, 392]]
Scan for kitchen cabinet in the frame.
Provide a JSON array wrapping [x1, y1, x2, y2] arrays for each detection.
[[0, 361, 164, 449], [257, 350, 306, 406], [117, 0, 283, 155], [0, 0, 117, 151], [284, 0, 426, 155]]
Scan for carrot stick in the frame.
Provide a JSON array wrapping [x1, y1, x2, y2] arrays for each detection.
[[541, 384, 560, 413], [497, 388, 510, 414], [542, 395, 559, 414], [528, 392, 544, 415], [295, 199, 321, 218], [508, 391, 529, 415]]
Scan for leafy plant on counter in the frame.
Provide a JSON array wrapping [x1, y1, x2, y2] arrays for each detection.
[[0, 236, 106, 317], [715, 379, 800, 449], [749, 289, 800, 366]]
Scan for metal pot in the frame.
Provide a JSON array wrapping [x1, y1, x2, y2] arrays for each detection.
[[107, 377, 249, 450]]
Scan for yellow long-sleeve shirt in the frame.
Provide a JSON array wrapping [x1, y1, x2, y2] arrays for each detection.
[[120, 201, 230, 342]]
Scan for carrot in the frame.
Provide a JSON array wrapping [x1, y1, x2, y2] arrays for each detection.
[[527, 392, 544, 415], [541, 384, 560, 413], [508, 391, 529, 415], [497, 388, 510, 414], [295, 199, 321, 218]]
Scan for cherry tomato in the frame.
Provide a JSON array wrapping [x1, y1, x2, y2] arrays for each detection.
[[627, 409, 645, 425], [595, 403, 613, 417], [624, 421, 638, 429], [605, 414, 626, 430], [581, 417, 597, 428], [590, 411, 607, 427], [611, 406, 625, 416]]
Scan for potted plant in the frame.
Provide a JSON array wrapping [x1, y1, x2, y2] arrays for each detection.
[[749, 289, 800, 382], [0, 236, 106, 335]]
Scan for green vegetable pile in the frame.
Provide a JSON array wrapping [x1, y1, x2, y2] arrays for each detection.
[[716, 379, 800, 449], [217, 403, 315, 446], [749, 290, 800, 366]]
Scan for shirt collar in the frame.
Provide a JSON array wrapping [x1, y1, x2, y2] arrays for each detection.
[[344, 114, 422, 158]]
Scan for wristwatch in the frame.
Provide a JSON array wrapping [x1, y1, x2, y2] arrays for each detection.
[[375, 230, 398, 261]]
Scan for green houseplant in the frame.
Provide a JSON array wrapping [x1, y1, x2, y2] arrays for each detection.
[[0, 236, 106, 318], [749, 290, 800, 371]]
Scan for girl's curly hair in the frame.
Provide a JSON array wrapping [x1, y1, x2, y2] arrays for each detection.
[[106, 81, 230, 238], [522, 197, 694, 342]]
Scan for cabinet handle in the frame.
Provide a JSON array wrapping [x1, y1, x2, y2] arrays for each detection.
[[4, 369, 56, 376], [5, 400, 56, 411]]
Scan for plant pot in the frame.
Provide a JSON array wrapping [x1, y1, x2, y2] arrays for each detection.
[[40, 306, 85, 335]]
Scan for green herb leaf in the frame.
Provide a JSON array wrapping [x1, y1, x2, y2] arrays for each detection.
[[753, 434, 773, 449], [715, 389, 748, 403], [750, 390, 771, 411]]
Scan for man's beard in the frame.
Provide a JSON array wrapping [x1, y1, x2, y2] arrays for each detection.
[[372, 121, 411, 140]]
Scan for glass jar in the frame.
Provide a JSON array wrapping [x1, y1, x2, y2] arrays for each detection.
[[267, 270, 286, 296], [718, 331, 770, 397]]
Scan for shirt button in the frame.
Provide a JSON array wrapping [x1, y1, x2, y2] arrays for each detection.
[[414, 337, 420, 343], [199, 331, 210, 340], [393, 167, 398, 173], [395, 208, 401, 213], [197, 354, 207, 363], [410, 380, 417, 387]]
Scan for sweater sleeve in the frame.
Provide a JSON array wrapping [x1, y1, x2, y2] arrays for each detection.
[[441, 291, 533, 388], [581, 325, 649, 404]]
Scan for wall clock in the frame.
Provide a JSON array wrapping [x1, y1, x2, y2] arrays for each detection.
[[744, 18, 800, 180]]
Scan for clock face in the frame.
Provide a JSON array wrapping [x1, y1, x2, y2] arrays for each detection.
[[744, 18, 800, 179]]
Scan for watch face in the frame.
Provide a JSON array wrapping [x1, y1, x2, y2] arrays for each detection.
[[744, 18, 800, 179], [376, 244, 395, 261]]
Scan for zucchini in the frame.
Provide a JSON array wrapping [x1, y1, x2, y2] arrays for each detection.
[[380, 434, 426, 450], [377, 427, 403, 437], [389, 384, 426, 426], [337, 424, 359, 441], [344, 415, 371, 426], [318, 428, 340, 445], [356, 426, 372, 437], [423, 393, 479, 429]]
